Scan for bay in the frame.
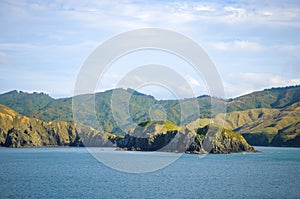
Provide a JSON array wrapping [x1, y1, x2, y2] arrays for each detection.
[[0, 147, 299, 198]]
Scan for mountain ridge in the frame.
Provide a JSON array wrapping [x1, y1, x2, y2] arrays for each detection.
[[0, 85, 299, 147], [4, 85, 299, 101], [0, 85, 299, 127]]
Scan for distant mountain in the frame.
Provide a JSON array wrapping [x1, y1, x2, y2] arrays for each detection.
[[227, 85, 300, 112], [1, 85, 299, 134], [0, 90, 54, 115], [0, 88, 210, 133], [0, 85, 299, 147]]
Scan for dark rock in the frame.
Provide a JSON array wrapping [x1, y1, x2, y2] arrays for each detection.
[[116, 121, 257, 154]]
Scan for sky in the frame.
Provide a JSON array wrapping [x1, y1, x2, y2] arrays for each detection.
[[0, 0, 300, 99]]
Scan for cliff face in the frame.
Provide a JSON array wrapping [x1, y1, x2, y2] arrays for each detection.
[[116, 121, 193, 152], [187, 125, 256, 154], [0, 105, 115, 147], [116, 121, 256, 154]]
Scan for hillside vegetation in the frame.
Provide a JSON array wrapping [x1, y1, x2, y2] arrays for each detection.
[[0, 86, 299, 134], [0, 85, 299, 147], [0, 105, 255, 153], [192, 102, 300, 146]]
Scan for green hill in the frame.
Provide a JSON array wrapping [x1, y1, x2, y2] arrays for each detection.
[[227, 85, 300, 112], [193, 102, 300, 146], [0, 104, 115, 147], [0, 88, 209, 133], [0, 105, 255, 153], [0, 90, 54, 115], [1, 86, 299, 135], [0, 85, 299, 147]]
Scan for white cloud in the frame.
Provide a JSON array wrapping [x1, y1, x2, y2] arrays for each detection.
[[4, 1, 300, 30], [195, 5, 215, 12], [96, 73, 209, 99], [211, 40, 263, 51], [186, 75, 201, 87], [262, 12, 273, 17], [25, 0, 300, 32], [1, 0, 300, 99], [183, 75, 210, 97], [224, 6, 248, 19]]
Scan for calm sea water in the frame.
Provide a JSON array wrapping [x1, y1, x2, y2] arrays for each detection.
[[0, 147, 299, 199]]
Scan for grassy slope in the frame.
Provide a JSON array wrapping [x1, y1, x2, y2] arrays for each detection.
[[0, 104, 114, 147], [193, 102, 300, 146]]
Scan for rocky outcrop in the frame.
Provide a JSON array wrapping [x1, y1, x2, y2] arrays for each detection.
[[116, 121, 257, 154], [116, 121, 191, 152], [191, 125, 257, 153]]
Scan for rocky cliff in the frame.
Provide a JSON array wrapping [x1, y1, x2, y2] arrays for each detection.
[[187, 124, 256, 153], [116, 120, 256, 154], [0, 104, 115, 147]]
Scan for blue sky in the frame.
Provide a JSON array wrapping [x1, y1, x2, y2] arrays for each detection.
[[0, 0, 299, 99]]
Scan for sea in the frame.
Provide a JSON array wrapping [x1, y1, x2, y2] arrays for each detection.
[[0, 147, 299, 199]]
